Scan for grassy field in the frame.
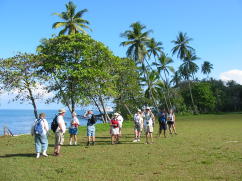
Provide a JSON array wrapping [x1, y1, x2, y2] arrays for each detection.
[[0, 113, 242, 181]]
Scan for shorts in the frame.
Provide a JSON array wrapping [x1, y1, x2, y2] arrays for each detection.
[[55, 132, 64, 146], [111, 127, 119, 135], [134, 122, 142, 132], [145, 125, 153, 133], [167, 121, 174, 125], [69, 127, 78, 135], [159, 122, 167, 130], [87, 125, 95, 137]]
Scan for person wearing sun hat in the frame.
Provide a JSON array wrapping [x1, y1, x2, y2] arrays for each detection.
[[133, 109, 143, 142], [143, 107, 155, 144], [54, 108, 66, 156]]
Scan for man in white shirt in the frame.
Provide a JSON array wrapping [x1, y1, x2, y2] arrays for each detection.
[[116, 113, 124, 137], [54, 109, 66, 156]]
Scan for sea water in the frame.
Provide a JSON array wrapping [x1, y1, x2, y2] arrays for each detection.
[[0, 109, 102, 136]]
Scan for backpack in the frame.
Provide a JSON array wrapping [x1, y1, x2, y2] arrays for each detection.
[[51, 115, 58, 133], [89, 114, 97, 124], [34, 119, 43, 135]]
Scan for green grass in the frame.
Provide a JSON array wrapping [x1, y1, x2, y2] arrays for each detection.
[[0, 113, 242, 181]]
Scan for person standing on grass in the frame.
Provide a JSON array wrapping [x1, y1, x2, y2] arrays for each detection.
[[143, 107, 155, 144], [133, 109, 143, 142], [110, 113, 120, 144], [31, 113, 49, 158], [158, 109, 167, 138], [69, 112, 80, 145], [167, 109, 177, 135], [84, 110, 96, 146], [54, 109, 66, 156], [116, 112, 124, 137]]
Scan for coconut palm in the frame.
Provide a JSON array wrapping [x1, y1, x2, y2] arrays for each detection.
[[146, 38, 163, 61], [52, 1, 91, 35], [153, 53, 174, 109], [141, 70, 160, 109], [201, 61, 213, 79], [179, 51, 199, 113], [171, 32, 195, 60], [120, 22, 152, 64], [171, 71, 182, 87]]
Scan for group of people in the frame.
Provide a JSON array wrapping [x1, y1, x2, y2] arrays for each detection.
[[31, 107, 176, 158], [132, 107, 177, 144]]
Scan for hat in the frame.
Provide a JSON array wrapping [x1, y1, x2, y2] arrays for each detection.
[[58, 109, 66, 114], [137, 109, 141, 112], [146, 107, 151, 110], [114, 112, 119, 116]]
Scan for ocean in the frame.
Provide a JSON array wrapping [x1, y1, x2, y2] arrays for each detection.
[[0, 109, 102, 136]]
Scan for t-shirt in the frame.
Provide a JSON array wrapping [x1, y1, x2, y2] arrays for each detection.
[[111, 119, 119, 128], [56, 115, 66, 133], [117, 115, 123, 124], [85, 113, 95, 126], [167, 113, 174, 122], [158, 112, 167, 123], [134, 113, 143, 124], [71, 117, 79, 128], [143, 112, 154, 127]]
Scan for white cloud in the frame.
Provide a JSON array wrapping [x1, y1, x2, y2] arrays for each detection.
[[220, 69, 242, 85]]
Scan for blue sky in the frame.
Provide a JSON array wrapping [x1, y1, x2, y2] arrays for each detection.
[[0, 0, 242, 109]]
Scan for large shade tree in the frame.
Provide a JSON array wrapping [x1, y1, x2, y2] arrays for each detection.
[[52, 1, 91, 35], [37, 33, 117, 120]]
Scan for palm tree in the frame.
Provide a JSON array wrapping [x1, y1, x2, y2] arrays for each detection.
[[153, 53, 174, 109], [179, 51, 199, 113], [201, 61, 213, 79], [141, 70, 160, 110], [171, 32, 195, 60], [171, 71, 182, 87], [120, 22, 152, 64], [146, 38, 163, 62], [52, 1, 91, 35]]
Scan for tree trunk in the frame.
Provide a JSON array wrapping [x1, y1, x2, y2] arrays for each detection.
[[124, 103, 132, 115], [91, 96, 105, 123], [27, 87, 38, 119], [188, 79, 197, 114], [99, 95, 111, 123], [164, 72, 172, 109]]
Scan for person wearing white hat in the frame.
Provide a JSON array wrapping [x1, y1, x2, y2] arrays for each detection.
[[69, 112, 80, 145], [116, 112, 124, 138], [54, 108, 66, 156], [143, 107, 155, 144], [133, 109, 143, 142]]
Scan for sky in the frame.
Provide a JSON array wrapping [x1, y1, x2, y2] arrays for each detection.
[[0, 0, 242, 109]]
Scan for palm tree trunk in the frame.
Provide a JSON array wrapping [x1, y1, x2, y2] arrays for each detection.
[[164, 71, 173, 109], [188, 79, 197, 114]]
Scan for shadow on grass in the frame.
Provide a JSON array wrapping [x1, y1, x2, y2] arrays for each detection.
[[0, 153, 35, 158]]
